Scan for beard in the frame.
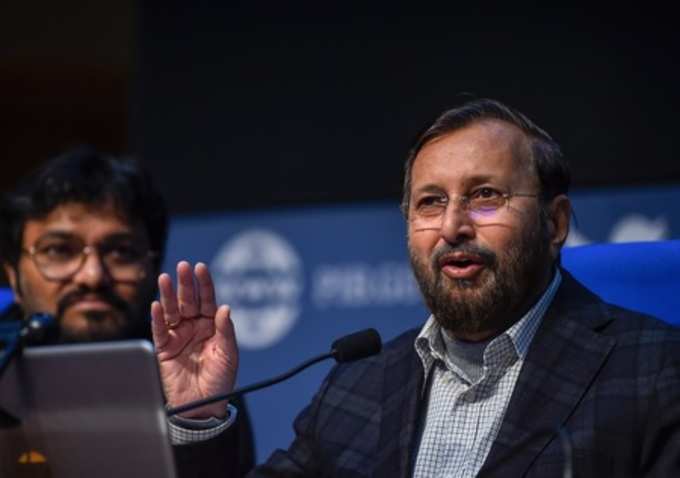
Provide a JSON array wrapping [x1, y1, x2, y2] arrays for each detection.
[[55, 286, 150, 343], [409, 214, 552, 338]]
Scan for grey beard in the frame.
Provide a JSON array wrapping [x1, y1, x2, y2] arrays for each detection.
[[409, 220, 550, 338]]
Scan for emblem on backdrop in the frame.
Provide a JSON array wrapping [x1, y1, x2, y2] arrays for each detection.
[[211, 230, 304, 350], [566, 213, 670, 246]]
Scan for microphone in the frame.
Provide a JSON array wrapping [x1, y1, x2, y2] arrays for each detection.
[[331, 328, 382, 363], [0, 313, 58, 378], [20, 313, 59, 345], [166, 328, 382, 417], [0, 313, 58, 428]]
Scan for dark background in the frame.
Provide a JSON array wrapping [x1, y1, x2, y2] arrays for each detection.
[[3, 3, 679, 215]]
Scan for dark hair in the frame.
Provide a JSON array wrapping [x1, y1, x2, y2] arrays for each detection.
[[401, 98, 570, 216], [0, 147, 168, 273]]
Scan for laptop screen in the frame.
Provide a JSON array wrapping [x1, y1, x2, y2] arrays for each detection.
[[0, 340, 177, 478]]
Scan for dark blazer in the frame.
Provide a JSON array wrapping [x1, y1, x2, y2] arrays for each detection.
[[240, 270, 680, 477]]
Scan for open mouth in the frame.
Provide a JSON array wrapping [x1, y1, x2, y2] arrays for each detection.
[[438, 253, 486, 279]]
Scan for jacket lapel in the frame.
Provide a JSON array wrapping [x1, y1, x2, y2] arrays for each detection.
[[479, 271, 617, 477], [373, 330, 425, 478]]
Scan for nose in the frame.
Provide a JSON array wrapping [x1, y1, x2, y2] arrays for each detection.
[[72, 248, 111, 288], [439, 200, 475, 244]]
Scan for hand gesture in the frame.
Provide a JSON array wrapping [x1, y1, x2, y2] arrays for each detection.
[[150, 261, 238, 418]]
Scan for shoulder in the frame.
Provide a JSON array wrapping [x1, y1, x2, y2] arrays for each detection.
[[567, 293, 680, 391], [589, 300, 678, 362], [555, 269, 680, 344], [336, 327, 420, 372], [0, 303, 22, 322], [599, 303, 680, 366], [0, 304, 23, 340], [600, 301, 680, 337], [320, 327, 422, 395]]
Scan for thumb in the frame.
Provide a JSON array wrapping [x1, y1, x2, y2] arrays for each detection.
[[150, 300, 170, 350], [214, 305, 239, 374]]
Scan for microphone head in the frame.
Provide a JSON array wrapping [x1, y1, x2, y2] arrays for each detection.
[[21, 313, 59, 345], [331, 328, 382, 363]]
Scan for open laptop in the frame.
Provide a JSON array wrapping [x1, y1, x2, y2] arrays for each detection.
[[0, 340, 177, 478]]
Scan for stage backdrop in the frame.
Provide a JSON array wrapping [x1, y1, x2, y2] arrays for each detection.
[[161, 185, 680, 461]]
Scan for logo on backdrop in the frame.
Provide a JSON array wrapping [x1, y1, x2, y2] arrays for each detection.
[[566, 213, 670, 246], [211, 229, 304, 349]]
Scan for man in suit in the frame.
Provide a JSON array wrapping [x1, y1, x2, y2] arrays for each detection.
[[154, 98, 680, 476], [0, 148, 255, 477]]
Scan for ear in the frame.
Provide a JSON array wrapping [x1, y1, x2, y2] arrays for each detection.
[[3, 263, 22, 304], [546, 194, 571, 256]]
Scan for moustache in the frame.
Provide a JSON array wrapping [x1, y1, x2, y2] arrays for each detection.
[[430, 242, 497, 271], [56, 286, 130, 320]]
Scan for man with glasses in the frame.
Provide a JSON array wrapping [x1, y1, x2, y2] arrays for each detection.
[[154, 98, 680, 476], [0, 148, 254, 476], [0, 150, 165, 343]]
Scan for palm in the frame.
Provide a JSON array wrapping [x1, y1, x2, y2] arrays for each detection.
[[151, 261, 238, 418]]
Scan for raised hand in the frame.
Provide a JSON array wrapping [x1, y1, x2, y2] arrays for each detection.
[[150, 261, 238, 418]]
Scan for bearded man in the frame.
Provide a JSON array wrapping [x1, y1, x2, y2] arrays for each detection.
[[153, 98, 680, 477], [0, 148, 255, 477]]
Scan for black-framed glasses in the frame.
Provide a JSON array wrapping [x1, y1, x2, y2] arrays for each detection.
[[23, 235, 157, 281], [410, 187, 540, 228]]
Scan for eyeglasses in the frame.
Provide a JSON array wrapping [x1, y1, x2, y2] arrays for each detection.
[[409, 187, 539, 229], [23, 236, 157, 282]]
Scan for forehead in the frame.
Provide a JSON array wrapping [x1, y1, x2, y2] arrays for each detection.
[[22, 202, 145, 244], [411, 120, 536, 191]]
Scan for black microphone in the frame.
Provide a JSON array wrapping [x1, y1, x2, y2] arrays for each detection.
[[21, 313, 59, 345], [0, 313, 58, 378], [331, 328, 382, 363], [0, 313, 58, 428], [166, 328, 382, 417]]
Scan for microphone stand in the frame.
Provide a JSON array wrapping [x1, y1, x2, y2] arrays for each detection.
[[166, 352, 333, 417], [166, 327, 381, 418]]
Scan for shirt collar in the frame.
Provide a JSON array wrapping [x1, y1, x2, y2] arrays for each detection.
[[415, 269, 562, 377]]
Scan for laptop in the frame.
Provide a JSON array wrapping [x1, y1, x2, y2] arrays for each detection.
[[0, 340, 177, 478]]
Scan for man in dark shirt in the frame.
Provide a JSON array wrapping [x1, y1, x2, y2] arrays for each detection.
[[0, 148, 255, 477], [153, 98, 680, 476]]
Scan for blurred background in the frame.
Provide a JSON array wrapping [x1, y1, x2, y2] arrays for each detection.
[[4, 3, 680, 212], [3, 1, 679, 462]]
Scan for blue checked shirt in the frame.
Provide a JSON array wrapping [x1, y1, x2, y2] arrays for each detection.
[[413, 270, 562, 478]]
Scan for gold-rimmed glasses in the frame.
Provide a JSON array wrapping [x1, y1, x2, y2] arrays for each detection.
[[23, 235, 157, 281], [410, 187, 540, 229]]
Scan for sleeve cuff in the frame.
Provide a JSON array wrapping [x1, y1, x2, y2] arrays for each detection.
[[167, 403, 238, 445]]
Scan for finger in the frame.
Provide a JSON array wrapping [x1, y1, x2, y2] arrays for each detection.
[[158, 273, 180, 327], [177, 261, 199, 318], [195, 262, 217, 318], [150, 300, 170, 349], [215, 305, 238, 371]]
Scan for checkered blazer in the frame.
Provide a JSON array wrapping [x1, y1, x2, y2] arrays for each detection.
[[194, 270, 680, 477]]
